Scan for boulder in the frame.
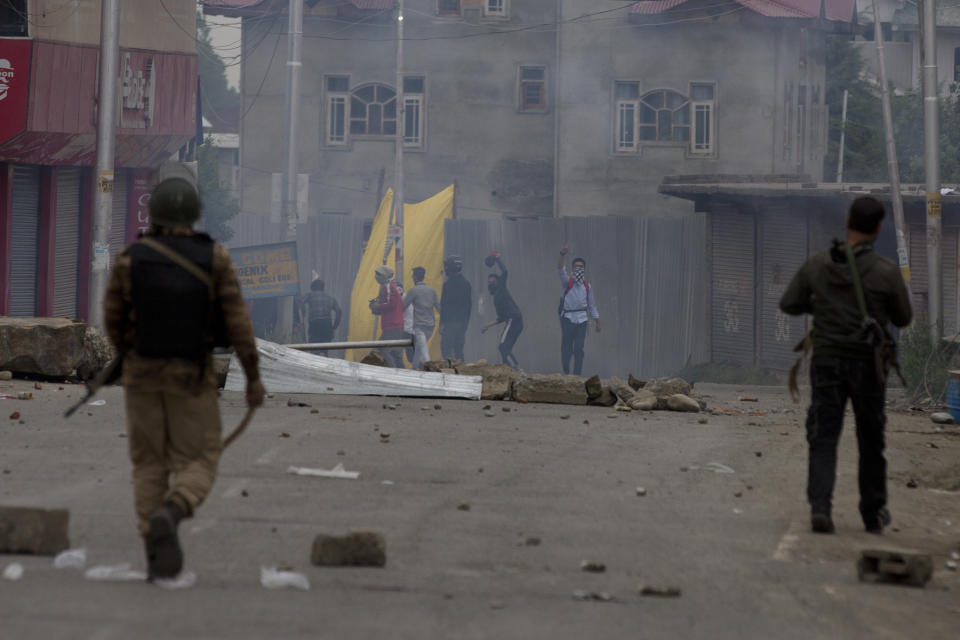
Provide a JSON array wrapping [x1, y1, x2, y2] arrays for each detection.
[[666, 394, 700, 412], [512, 374, 588, 405], [456, 363, 517, 400], [585, 375, 603, 399], [0, 318, 112, 379], [645, 377, 692, 397], [607, 377, 635, 403], [588, 387, 618, 407], [0, 507, 70, 555], [423, 360, 446, 373], [360, 351, 390, 368], [628, 374, 646, 391], [311, 531, 386, 567], [627, 389, 658, 411]]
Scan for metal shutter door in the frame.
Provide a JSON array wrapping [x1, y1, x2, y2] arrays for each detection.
[[909, 223, 928, 320], [710, 205, 756, 365], [110, 170, 127, 260], [53, 168, 82, 318], [943, 226, 958, 334], [759, 205, 808, 369], [10, 165, 40, 317]]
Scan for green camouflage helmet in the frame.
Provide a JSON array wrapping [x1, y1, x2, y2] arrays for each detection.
[[149, 178, 201, 228]]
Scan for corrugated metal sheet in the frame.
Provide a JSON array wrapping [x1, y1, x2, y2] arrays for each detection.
[[758, 203, 808, 368], [710, 204, 755, 365], [110, 171, 128, 261], [53, 168, 82, 318], [445, 215, 708, 378], [944, 226, 958, 334], [10, 165, 40, 317], [909, 222, 928, 318], [628, 0, 853, 20]]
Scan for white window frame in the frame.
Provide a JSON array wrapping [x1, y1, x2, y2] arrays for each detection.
[[403, 95, 424, 149], [616, 100, 638, 152], [689, 82, 716, 156], [483, 0, 508, 19], [324, 75, 350, 147], [517, 65, 547, 113]]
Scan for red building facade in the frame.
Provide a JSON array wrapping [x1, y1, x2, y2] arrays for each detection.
[[0, 21, 197, 320]]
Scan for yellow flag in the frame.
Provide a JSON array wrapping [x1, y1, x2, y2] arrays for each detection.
[[348, 185, 454, 362]]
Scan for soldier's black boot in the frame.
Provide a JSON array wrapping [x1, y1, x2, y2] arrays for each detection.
[[146, 500, 185, 580], [864, 507, 891, 535], [811, 512, 835, 534]]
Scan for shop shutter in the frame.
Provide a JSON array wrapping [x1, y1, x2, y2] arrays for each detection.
[[909, 223, 928, 321], [944, 226, 958, 335], [758, 204, 808, 369], [53, 168, 82, 318], [710, 204, 756, 365], [9, 165, 40, 317], [110, 170, 128, 260]]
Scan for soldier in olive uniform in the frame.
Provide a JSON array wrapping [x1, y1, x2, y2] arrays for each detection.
[[780, 197, 911, 535], [105, 177, 264, 580]]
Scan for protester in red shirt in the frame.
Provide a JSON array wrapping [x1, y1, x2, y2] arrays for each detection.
[[369, 265, 405, 367]]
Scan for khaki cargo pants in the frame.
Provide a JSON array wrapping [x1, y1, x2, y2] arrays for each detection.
[[125, 388, 222, 536]]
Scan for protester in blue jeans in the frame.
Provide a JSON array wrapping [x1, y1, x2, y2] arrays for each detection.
[[557, 245, 600, 375], [402, 266, 440, 370]]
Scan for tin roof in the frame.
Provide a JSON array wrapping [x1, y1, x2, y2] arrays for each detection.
[[629, 0, 855, 21]]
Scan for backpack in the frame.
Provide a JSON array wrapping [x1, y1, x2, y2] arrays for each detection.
[[558, 277, 590, 318]]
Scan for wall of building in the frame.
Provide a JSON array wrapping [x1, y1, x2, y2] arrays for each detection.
[[28, 0, 196, 53], [557, 3, 828, 218], [239, 0, 557, 221]]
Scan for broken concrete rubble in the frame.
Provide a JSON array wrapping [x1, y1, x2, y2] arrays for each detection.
[[666, 394, 701, 413], [627, 389, 659, 411], [360, 351, 389, 368], [512, 374, 588, 405], [607, 377, 635, 404], [628, 374, 645, 391], [0, 319, 113, 379], [311, 531, 386, 567], [0, 507, 70, 555], [644, 377, 693, 397], [585, 375, 603, 400], [588, 387, 617, 407]]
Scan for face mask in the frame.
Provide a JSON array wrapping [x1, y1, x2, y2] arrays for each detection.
[[573, 266, 585, 284]]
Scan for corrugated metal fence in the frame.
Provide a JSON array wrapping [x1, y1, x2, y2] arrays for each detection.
[[228, 213, 708, 379]]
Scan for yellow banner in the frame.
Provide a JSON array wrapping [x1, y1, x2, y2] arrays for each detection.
[[348, 185, 454, 362]]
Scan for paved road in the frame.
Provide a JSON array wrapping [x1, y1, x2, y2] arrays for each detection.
[[1, 380, 958, 639]]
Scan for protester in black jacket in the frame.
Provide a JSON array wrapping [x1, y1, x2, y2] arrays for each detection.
[[480, 251, 523, 369], [440, 255, 471, 361]]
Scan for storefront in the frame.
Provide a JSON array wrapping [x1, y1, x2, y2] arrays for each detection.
[[0, 37, 197, 319]]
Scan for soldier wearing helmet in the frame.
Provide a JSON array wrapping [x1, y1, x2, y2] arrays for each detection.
[[440, 255, 471, 361], [104, 174, 264, 581]]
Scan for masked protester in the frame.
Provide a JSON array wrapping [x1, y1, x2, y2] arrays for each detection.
[[557, 246, 600, 375], [103, 176, 264, 581], [403, 266, 441, 370], [780, 197, 911, 535], [369, 265, 406, 367], [480, 251, 523, 369], [440, 255, 472, 361]]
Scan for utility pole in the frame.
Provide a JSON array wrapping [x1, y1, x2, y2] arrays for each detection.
[[87, 0, 120, 329], [279, 0, 303, 337], [873, 0, 912, 291], [393, 0, 405, 288], [552, 0, 561, 218], [836, 89, 848, 183], [920, 0, 942, 340]]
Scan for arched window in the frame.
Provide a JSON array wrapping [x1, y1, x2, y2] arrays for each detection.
[[350, 84, 397, 136], [614, 82, 714, 155]]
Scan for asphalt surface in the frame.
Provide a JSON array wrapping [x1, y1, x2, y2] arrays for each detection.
[[1, 379, 958, 639]]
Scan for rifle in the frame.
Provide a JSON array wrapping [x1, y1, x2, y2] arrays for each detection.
[[64, 355, 124, 418]]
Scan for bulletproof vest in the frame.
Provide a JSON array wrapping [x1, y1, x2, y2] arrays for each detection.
[[129, 233, 215, 359]]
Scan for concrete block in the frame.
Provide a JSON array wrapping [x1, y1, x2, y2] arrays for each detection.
[[857, 549, 932, 587], [628, 374, 645, 390], [607, 377, 634, 403], [311, 531, 386, 567], [627, 389, 658, 411], [0, 318, 113, 379], [456, 363, 517, 400], [512, 374, 587, 405], [0, 507, 70, 555], [645, 377, 692, 397]]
